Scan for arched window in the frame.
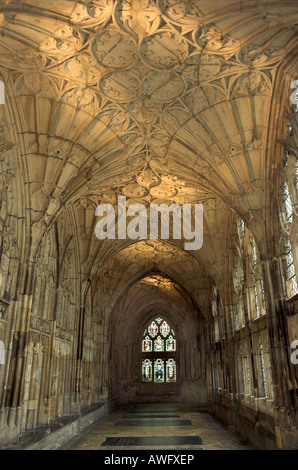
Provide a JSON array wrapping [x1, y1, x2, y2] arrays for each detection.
[[141, 317, 177, 383], [233, 249, 245, 330], [290, 78, 298, 110], [283, 237, 297, 297], [250, 236, 266, 318], [282, 181, 293, 224], [280, 154, 298, 298]]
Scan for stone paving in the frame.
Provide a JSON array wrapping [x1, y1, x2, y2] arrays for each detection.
[[59, 403, 255, 451]]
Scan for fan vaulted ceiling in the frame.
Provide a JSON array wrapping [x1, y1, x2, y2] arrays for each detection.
[[0, 0, 297, 305]]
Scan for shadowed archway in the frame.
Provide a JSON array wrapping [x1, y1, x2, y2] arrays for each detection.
[[109, 273, 207, 405]]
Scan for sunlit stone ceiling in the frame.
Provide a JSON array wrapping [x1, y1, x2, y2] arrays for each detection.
[[0, 0, 297, 300]]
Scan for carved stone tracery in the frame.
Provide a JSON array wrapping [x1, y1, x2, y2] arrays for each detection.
[[0, 1, 297, 449]]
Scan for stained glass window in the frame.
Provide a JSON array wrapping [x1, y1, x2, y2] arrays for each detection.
[[142, 359, 152, 382], [141, 317, 177, 383], [142, 336, 152, 352], [148, 320, 158, 338], [166, 336, 176, 351], [154, 359, 164, 382], [166, 359, 176, 382], [160, 320, 170, 337], [154, 336, 164, 351]]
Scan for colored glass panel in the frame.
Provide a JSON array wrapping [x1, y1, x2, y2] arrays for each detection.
[[148, 320, 158, 338], [142, 359, 152, 382], [142, 336, 152, 352], [166, 335, 176, 351], [160, 320, 170, 337], [154, 336, 164, 351], [166, 358, 176, 382], [154, 359, 164, 382]]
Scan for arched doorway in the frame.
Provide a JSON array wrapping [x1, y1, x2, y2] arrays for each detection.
[[109, 274, 207, 405]]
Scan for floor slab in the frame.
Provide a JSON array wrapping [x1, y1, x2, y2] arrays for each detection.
[[59, 403, 255, 451]]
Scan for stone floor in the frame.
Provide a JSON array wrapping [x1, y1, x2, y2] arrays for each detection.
[[59, 403, 255, 451]]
